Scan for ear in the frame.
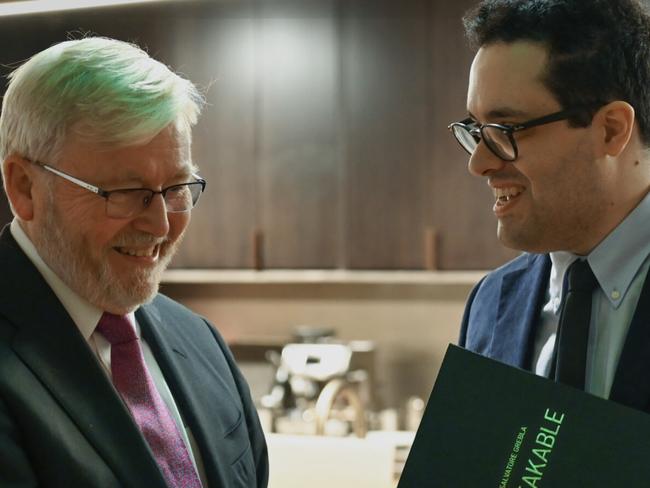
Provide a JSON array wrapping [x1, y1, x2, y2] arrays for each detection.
[[3, 155, 36, 221], [593, 101, 635, 157]]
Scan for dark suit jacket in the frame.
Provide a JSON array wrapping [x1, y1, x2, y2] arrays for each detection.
[[459, 252, 650, 413], [0, 227, 269, 487]]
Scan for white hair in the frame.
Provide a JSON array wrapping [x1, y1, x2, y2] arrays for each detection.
[[0, 37, 204, 168]]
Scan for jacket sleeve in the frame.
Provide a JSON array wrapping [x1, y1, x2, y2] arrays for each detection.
[[458, 276, 486, 348], [0, 396, 39, 487]]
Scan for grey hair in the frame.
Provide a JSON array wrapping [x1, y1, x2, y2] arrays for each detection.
[[0, 36, 204, 168]]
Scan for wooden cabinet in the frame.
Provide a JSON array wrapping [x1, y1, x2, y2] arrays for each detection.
[[340, 1, 433, 269], [0, 0, 519, 270], [165, 0, 518, 270]]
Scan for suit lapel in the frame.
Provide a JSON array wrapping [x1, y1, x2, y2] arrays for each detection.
[[137, 304, 243, 488], [0, 228, 166, 488], [490, 254, 551, 368], [609, 268, 650, 411]]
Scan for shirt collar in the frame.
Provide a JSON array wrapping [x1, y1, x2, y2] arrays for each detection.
[[549, 191, 650, 310], [9, 219, 136, 339]]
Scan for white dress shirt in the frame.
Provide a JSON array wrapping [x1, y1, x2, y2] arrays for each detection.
[[10, 219, 207, 486]]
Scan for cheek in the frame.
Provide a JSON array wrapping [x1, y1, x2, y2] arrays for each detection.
[[45, 198, 100, 243], [524, 155, 590, 215], [515, 145, 566, 196], [61, 201, 121, 248], [527, 173, 569, 218], [57, 192, 101, 221], [168, 212, 190, 241], [71, 213, 134, 254], [96, 221, 134, 250]]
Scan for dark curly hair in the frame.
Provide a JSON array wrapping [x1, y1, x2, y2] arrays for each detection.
[[463, 0, 650, 145]]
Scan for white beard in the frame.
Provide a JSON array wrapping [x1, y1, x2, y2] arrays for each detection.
[[32, 190, 180, 313]]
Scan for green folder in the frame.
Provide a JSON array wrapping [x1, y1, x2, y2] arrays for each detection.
[[398, 344, 650, 487]]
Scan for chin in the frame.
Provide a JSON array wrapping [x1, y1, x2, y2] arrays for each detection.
[[497, 225, 542, 253], [87, 262, 164, 312], [98, 283, 159, 314]]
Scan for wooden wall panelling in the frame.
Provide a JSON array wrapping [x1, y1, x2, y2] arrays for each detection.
[[427, 0, 519, 269], [163, 5, 259, 268], [341, 0, 432, 269], [256, 0, 341, 268]]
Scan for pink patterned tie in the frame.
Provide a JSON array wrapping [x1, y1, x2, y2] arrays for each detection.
[[97, 312, 202, 488]]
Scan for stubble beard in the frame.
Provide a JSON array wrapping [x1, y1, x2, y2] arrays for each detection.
[[34, 192, 182, 313], [496, 202, 597, 254], [495, 186, 608, 255]]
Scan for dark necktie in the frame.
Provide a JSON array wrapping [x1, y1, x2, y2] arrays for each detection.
[[554, 259, 598, 389], [97, 313, 202, 488]]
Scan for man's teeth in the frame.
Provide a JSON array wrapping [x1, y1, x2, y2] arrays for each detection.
[[118, 246, 157, 257], [494, 187, 522, 202]]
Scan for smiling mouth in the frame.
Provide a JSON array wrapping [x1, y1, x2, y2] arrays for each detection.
[[114, 244, 160, 258], [494, 186, 524, 205]]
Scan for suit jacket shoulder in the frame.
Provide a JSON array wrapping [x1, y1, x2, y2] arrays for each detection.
[[459, 253, 551, 369]]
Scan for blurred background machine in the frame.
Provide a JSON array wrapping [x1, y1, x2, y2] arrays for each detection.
[[260, 326, 375, 437]]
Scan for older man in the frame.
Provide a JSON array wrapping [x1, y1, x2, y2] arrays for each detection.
[[0, 37, 268, 487], [455, 0, 650, 410]]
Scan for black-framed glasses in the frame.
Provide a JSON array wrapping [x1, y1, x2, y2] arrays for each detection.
[[32, 161, 206, 219], [448, 108, 596, 161]]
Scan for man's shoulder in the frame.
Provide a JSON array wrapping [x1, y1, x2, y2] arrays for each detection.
[[147, 293, 196, 317], [485, 251, 536, 276], [138, 293, 234, 365], [478, 252, 546, 291], [138, 293, 217, 340], [462, 252, 548, 333], [460, 252, 550, 357]]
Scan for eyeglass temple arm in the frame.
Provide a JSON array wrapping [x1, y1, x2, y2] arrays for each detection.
[[40, 161, 204, 195], [39, 163, 105, 196]]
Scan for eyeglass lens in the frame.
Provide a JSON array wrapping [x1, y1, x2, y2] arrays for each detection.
[[451, 125, 479, 153], [452, 124, 516, 161], [106, 183, 203, 218], [482, 126, 516, 160]]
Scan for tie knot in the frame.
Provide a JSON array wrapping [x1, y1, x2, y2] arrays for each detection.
[[96, 312, 137, 345], [566, 259, 598, 293]]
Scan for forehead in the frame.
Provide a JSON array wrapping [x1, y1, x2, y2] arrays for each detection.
[[60, 126, 192, 183], [467, 41, 559, 119]]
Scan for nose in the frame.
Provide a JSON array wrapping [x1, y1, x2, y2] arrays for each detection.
[[467, 142, 508, 177], [132, 193, 170, 237]]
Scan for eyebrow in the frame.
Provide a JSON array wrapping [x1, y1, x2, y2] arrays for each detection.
[[468, 107, 531, 121], [101, 166, 196, 189]]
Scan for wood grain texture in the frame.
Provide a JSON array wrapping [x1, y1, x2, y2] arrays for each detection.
[[427, 0, 520, 269], [341, 0, 432, 269], [256, 1, 340, 268], [162, 9, 259, 268]]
